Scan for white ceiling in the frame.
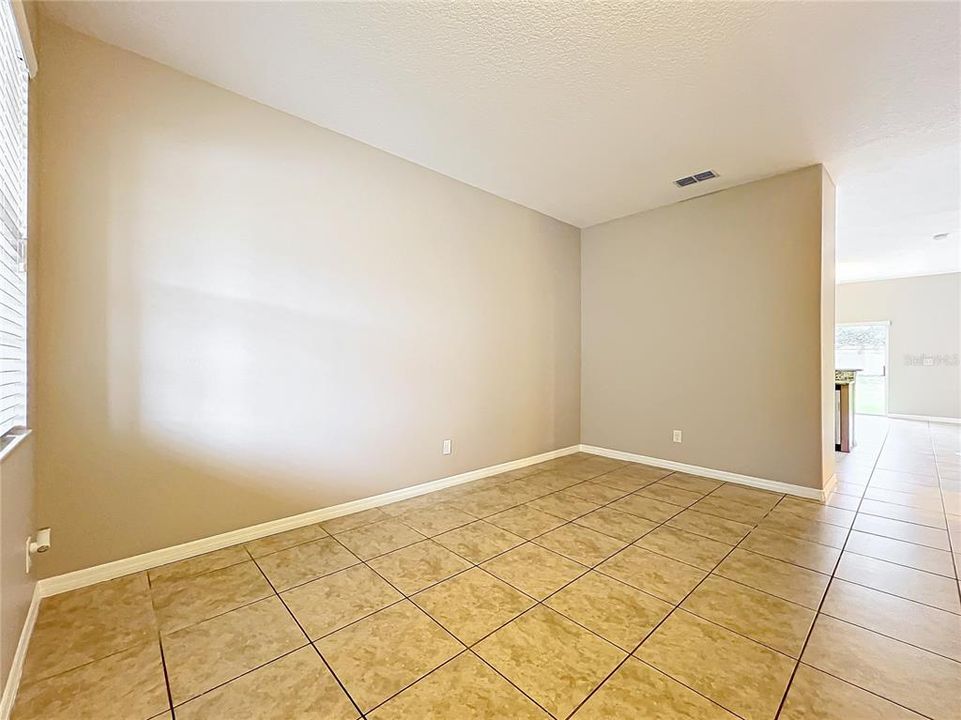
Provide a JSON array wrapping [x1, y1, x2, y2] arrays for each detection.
[[42, 1, 961, 282]]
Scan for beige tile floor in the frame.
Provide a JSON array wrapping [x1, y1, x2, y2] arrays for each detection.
[[12, 417, 961, 719]]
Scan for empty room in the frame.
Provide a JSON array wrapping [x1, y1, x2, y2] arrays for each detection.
[[0, 1, 959, 718]]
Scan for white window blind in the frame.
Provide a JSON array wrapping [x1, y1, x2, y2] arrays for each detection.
[[0, 0, 27, 436]]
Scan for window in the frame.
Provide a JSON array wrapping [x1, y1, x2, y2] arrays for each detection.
[[0, 1, 28, 437], [836, 322, 889, 416]]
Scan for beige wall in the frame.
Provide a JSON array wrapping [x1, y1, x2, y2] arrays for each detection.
[[34, 21, 581, 576], [837, 273, 961, 419], [1, 437, 35, 685], [1, 1, 40, 687], [581, 166, 835, 490], [819, 168, 837, 487]]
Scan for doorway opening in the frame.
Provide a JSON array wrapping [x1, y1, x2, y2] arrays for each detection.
[[835, 322, 889, 415]]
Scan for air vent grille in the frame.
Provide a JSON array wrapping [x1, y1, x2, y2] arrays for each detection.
[[674, 169, 719, 188]]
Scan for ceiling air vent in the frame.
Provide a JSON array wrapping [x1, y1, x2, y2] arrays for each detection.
[[674, 170, 719, 188]]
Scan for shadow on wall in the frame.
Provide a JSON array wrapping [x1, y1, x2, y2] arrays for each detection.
[[35, 65, 579, 577]]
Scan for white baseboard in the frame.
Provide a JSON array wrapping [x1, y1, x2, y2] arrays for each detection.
[[36, 445, 580, 599], [0, 584, 40, 720], [579, 444, 829, 501], [888, 413, 961, 425]]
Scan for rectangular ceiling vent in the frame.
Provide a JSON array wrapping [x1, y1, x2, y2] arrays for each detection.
[[674, 169, 718, 188]]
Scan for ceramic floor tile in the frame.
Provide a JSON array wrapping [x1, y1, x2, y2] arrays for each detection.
[[636, 610, 795, 720], [545, 571, 672, 650], [844, 530, 956, 577], [637, 526, 733, 571], [779, 664, 925, 720], [802, 615, 961, 720], [335, 519, 426, 560], [368, 540, 472, 595], [609, 493, 685, 523], [152, 560, 274, 633], [12, 641, 168, 720], [834, 480, 868, 497], [451, 486, 520, 516], [527, 491, 600, 520], [600, 463, 672, 486], [852, 514, 951, 550], [636, 482, 703, 507], [499, 478, 551, 504], [163, 596, 306, 704], [486, 504, 567, 539], [573, 506, 658, 542], [824, 492, 861, 511], [22, 573, 157, 683], [148, 545, 251, 586], [314, 600, 463, 712], [595, 471, 663, 493], [690, 495, 771, 524], [175, 647, 358, 720], [412, 568, 534, 645], [481, 542, 587, 600], [681, 575, 815, 657], [400, 504, 477, 536], [534, 523, 626, 566], [714, 549, 829, 609], [522, 470, 582, 494], [366, 652, 549, 719], [283, 563, 403, 640], [708, 485, 782, 512], [771, 499, 856, 528], [739, 528, 841, 574], [835, 552, 961, 613], [256, 537, 360, 591], [666, 508, 754, 545], [871, 468, 942, 489], [380, 493, 443, 518], [565, 480, 630, 504], [864, 487, 943, 512], [243, 524, 328, 558], [858, 499, 947, 528], [821, 579, 961, 661], [320, 508, 390, 535], [757, 513, 849, 548], [568, 456, 627, 477], [571, 657, 738, 719], [474, 605, 624, 719], [659, 472, 723, 495], [432, 520, 525, 563], [597, 545, 707, 604]]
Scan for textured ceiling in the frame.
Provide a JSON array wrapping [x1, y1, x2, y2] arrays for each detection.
[[42, 1, 961, 282]]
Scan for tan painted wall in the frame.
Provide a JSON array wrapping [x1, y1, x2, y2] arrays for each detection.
[[581, 166, 834, 490], [837, 273, 961, 419], [1, 1, 40, 687], [1, 436, 35, 685], [34, 21, 581, 576], [820, 168, 837, 487]]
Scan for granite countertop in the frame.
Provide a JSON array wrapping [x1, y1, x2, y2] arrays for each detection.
[[835, 369, 859, 384]]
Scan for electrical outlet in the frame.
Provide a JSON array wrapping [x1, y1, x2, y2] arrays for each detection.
[[442, 439, 452, 455], [673, 430, 683, 443]]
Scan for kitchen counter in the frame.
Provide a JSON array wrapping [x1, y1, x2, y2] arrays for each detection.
[[835, 369, 859, 452]]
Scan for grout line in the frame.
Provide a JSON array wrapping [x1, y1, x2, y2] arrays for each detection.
[[156, 629, 177, 719], [771, 420, 891, 719], [33, 446, 955, 719], [927, 422, 961, 604], [250, 555, 367, 719], [563, 478, 783, 719]]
